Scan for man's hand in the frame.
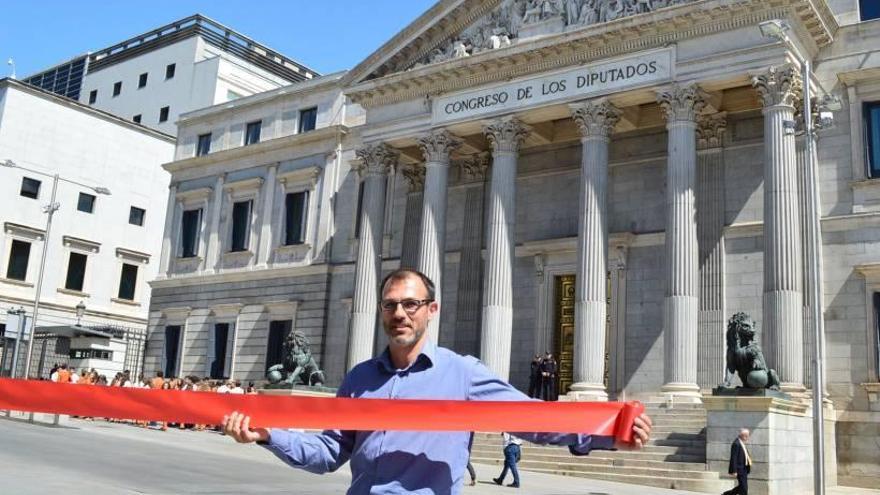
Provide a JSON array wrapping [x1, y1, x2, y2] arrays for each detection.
[[614, 412, 653, 450], [222, 411, 270, 444]]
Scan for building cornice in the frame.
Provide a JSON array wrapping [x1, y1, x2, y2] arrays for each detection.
[[163, 125, 347, 175], [345, 0, 837, 108], [149, 263, 330, 289]]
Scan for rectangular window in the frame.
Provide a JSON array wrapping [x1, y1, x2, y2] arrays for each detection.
[[209, 323, 229, 379], [180, 209, 202, 258], [129, 206, 146, 226], [163, 325, 181, 378], [64, 252, 87, 292], [354, 181, 365, 238], [113, 81, 122, 97], [88, 90, 97, 104], [284, 191, 309, 245], [133, 114, 142, 124], [6, 240, 31, 281], [70, 349, 113, 360], [77, 192, 96, 213], [165, 63, 176, 79], [861, 0, 880, 21], [298, 107, 317, 133], [244, 121, 262, 146], [866, 101, 880, 178], [117, 263, 138, 301], [230, 200, 252, 252], [138, 72, 148, 88], [266, 320, 292, 372], [20, 177, 41, 199], [196, 133, 212, 156], [159, 106, 170, 123]]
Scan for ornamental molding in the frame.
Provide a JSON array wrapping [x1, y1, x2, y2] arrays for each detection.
[[457, 152, 491, 182], [346, 0, 837, 108], [657, 83, 708, 123], [570, 99, 622, 139], [354, 143, 399, 177], [401, 164, 427, 191], [697, 111, 727, 149], [752, 64, 803, 109], [418, 130, 462, 162]]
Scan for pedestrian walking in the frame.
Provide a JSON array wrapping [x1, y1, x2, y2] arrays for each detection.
[[723, 428, 752, 495], [492, 432, 522, 488]]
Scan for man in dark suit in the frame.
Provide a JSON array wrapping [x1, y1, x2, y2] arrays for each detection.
[[540, 352, 558, 401], [723, 428, 752, 495]]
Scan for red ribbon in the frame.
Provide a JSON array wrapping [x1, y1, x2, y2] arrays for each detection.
[[0, 378, 643, 442]]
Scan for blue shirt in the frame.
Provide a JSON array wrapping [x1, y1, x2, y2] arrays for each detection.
[[262, 341, 614, 494]]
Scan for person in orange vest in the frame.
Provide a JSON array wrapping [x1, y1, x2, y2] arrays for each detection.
[[55, 364, 71, 383], [150, 371, 168, 431]]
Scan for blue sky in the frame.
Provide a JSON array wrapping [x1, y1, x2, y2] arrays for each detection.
[[1, 0, 437, 78]]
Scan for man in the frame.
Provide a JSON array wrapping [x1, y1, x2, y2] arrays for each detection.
[[540, 352, 558, 401], [223, 268, 652, 494], [723, 428, 752, 495], [527, 354, 542, 398], [493, 432, 523, 488]]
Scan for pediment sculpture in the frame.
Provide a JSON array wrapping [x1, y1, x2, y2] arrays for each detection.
[[412, 0, 696, 68]]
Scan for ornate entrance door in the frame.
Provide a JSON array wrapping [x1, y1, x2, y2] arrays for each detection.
[[554, 273, 613, 396]]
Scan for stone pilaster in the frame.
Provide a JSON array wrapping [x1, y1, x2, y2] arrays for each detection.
[[256, 164, 278, 268], [348, 143, 397, 371], [455, 153, 490, 357], [400, 164, 425, 268], [205, 175, 226, 272], [568, 99, 621, 401], [481, 117, 530, 380], [696, 112, 728, 388], [753, 65, 805, 392], [657, 83, 705, 403], [158, 183, 179, 275], [416, 130, 461, 342]]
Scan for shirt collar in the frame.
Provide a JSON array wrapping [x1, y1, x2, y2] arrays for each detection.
[[377, 338, 436, 374]]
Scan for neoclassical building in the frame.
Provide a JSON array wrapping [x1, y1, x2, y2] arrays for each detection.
[[146, 0, 880, 487]]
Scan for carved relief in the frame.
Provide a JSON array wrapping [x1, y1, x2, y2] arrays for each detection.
[[484, 117, 531, 154], [412, 0, 697, 68], [571, 99, 622, 139], [354, 143, 398, 178], [458, 152, 491, 182], [657, 83, 708, 123], [418, 130, 462, 163], [401, 164, 426, 192], [697, 112, 728, 150]]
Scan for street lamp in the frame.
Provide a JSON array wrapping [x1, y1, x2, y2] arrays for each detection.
[[760, 19, 828, 495], [1, 159, 111, 380], [75, 301, 86, 327]]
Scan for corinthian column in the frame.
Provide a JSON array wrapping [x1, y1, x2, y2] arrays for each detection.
[[657, 84, 705, 403], [481, 117, 530, 380], [568, 99, 621, 401], [348, 143, 397, 371], [753, 65, 805, 392], [416, 130, 461, 342]]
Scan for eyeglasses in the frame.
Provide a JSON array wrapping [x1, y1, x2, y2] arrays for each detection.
[[379, 299, 434, 314]]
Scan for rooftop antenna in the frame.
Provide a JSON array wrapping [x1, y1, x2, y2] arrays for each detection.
[[7, 58, 15, 79]]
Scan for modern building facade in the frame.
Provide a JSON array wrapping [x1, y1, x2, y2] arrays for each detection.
[[147, 0, 880, 488], [26, 15, 319, 134], [0, 78, 175, 377]]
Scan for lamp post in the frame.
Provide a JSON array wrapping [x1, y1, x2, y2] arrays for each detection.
[[1, 159, 111, 379], [75, 301, 86, 327], [759, 19, 839, 495]]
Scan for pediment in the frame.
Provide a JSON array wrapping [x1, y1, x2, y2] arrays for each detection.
[[344, 0, 837, 107]]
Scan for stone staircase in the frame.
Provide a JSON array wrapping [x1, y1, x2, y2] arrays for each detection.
[[469, 401, 734, 493]]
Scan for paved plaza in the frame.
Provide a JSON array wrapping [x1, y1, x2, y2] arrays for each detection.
[[0, 416, 877, 495]]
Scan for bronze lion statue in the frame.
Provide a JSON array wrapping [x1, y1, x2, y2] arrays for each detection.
[[721, 312, 780, 390]]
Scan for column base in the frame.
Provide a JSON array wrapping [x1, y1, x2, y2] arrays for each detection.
[[660, 382, 703, 404], [566, 382, 609, 402]]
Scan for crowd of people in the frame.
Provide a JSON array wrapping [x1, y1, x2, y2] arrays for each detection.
[[47, 363, 256, 431]]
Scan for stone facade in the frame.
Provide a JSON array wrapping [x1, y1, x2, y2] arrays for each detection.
[[147, 0, 880, 488]]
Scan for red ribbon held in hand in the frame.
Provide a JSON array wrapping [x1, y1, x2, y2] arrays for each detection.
[[0, 378, 643, 442]]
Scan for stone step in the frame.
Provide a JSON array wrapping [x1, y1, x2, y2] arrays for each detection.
[[470, 446, 706, 463], [470, 457, 718, 480], [469, 450, 709, 471], [521, 468, 735, 494]]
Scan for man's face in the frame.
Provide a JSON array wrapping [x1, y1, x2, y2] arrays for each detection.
[[740, 431, 750, 442], [380, 275, 438, 349]]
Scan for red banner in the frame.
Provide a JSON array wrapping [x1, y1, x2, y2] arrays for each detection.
[[0, 378, 643, 442]]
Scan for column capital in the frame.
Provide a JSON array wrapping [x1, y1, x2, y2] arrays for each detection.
[[401, 163, 426, 192], [697, 112, 728, 150], [570, 99, 622, 139], [483, 117, 530, 154], [752, 64, 803, 109], [418, 130, 461, 163], [657, 83, 707, 123], [457, 152, 490, 182], [355, 143, 398, 178]]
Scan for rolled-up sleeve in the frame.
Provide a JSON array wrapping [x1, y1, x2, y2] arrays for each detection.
[[262, 428, 354, 473], [466, 358, 615, 455]]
